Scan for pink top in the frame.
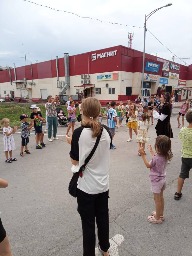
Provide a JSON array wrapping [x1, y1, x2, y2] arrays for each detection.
[[149, 154, 167, 182], [67, 106, 76, 119], [180, 103, 188, 115]]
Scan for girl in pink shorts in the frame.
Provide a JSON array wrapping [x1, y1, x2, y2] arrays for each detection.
[[139, 135, 173, 224]]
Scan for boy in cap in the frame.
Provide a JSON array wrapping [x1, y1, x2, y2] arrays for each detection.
[[20, 114, 33, 156], [30, 105, 45, 149]]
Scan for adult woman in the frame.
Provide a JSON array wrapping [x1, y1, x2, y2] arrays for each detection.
[[67, 97, 111, 256], [66, 100, 76, 136], [155, 93, 173, 138], [45, 95, 58, 142], [0, 178, 12, 256]]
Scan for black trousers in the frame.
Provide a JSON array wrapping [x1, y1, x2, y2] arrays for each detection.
[[77, 189, 110, 256]]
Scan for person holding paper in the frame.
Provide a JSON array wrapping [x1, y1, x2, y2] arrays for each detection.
[[154, 93, 173, 138]]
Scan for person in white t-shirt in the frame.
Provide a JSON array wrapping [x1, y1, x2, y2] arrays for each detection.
[[66, 97, 111, 256]]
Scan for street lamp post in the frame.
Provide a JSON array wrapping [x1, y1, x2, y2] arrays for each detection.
[[141, 3, 172, 99]]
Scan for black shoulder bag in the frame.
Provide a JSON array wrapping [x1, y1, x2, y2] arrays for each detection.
[[68, 127, 103, 198]]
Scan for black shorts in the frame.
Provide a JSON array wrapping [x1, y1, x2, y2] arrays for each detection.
[[179, 112, 185, 116], [21, 137, 29, 146], [0, 218, 6, 243], [179, 158, 192, 179], [35, 126, 42, 134]]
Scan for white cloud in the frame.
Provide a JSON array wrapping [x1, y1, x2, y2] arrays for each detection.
[[0, 0, 191, 67]]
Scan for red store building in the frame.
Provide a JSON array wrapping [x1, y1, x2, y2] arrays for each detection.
[[0, 45, 192, 104]]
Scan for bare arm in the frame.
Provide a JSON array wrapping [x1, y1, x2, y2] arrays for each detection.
[[0, 178, 8, 188], [138, 147, 151, 168], [4, 127, 17, 136], [71, 159, 79, 166]]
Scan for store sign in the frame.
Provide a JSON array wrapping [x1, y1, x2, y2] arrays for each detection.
[[97, 72, 119, 81], [178, 79, 186, 86], [169, 72, 179, 80], [162, 71, 169, 78], [145, 61, 160, 73], [91, 50, 117, 61], [159, 77, 168, 84], [144, 73, 158, 81], [162, 61, 169, 71], [170, 63, 180, 71]]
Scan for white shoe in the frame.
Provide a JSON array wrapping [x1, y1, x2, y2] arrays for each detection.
[[48, 138, 53, 142], [127, 138, 132, 142], [53, 137, 59, 140]]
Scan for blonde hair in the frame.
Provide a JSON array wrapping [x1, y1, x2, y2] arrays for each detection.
[[81, 97, 101, 137], [1, 118, 10, 127]]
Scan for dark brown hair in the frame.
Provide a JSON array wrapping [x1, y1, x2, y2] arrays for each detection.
[[186, 110, 192, 123], [81, 97, 101, 137], [155, 135, 173, 161]]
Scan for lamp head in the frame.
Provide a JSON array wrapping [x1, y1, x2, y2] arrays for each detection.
[[166, 3, 172, 6]]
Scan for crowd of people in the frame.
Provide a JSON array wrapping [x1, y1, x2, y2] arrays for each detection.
[[1, 93, 192, 256]]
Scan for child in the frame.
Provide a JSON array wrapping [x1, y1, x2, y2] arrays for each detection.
[[20, 114, 33, 156], [107, 101, 117, 149], [127, 104, 138, 142], [136, 114, 149, 156], [1, 118, 17, 163], [174, 110, 192, 200], [30, 105, 45, 149], [139, 135, 172, 224], [66, 101, 76, 136], [177, 99, 189, 128], [0, 178, 13, 255]]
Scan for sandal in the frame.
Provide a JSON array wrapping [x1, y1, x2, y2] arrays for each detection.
[[151, 211, 165, 221], [20, 152, 24, 157], [25, 150, 31, 154], [174, 192, 182, 200], [5, 159, 12, 163], [147, 215, 163, 224], [11, 158, 17, 161]]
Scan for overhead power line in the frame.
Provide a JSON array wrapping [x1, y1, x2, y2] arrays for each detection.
[[23, 0, 142, 29], [147, 29, 188, 65], [22, 0, 190, 66]]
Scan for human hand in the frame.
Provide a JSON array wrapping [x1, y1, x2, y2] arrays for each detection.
[[138, 147, 145, 156], [13, 126, 18, 133], [66, 135, 72, 144]]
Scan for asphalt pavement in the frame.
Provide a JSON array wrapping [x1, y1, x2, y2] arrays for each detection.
[[0, 108, 192, 256]]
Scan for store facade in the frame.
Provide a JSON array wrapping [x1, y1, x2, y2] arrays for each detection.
[[0, 45, 191, 104]]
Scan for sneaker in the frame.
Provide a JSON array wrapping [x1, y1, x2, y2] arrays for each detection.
[[41, 142, 46, 147], [127, 138, 132, 142], [53, 137, 59, 140], [48, 138, 53, 142], [110, 144, 116, 149], [36, 145, 42, 149]]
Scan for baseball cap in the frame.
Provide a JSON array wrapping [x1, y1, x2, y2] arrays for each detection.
[[30, 104, 38, 109], [20, 114, 28, 120]]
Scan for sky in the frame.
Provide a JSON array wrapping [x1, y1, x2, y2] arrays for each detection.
[[0, 0, 192, 68]]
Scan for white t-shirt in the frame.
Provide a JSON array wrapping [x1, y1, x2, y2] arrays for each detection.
[[70, 126, 111, 194]]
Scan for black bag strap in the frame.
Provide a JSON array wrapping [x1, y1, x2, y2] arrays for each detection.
[[80, 126, 103, 171]]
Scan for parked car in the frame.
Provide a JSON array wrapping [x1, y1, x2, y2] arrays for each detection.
[[0, 98, 5, 102]]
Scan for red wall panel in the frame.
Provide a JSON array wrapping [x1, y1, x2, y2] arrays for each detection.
[[0, 70, 9, 83], [16, 66, 25, 80], [187, 65, 192, 80], [58, 58, 65, 77], [37, 61, 52, 79]]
